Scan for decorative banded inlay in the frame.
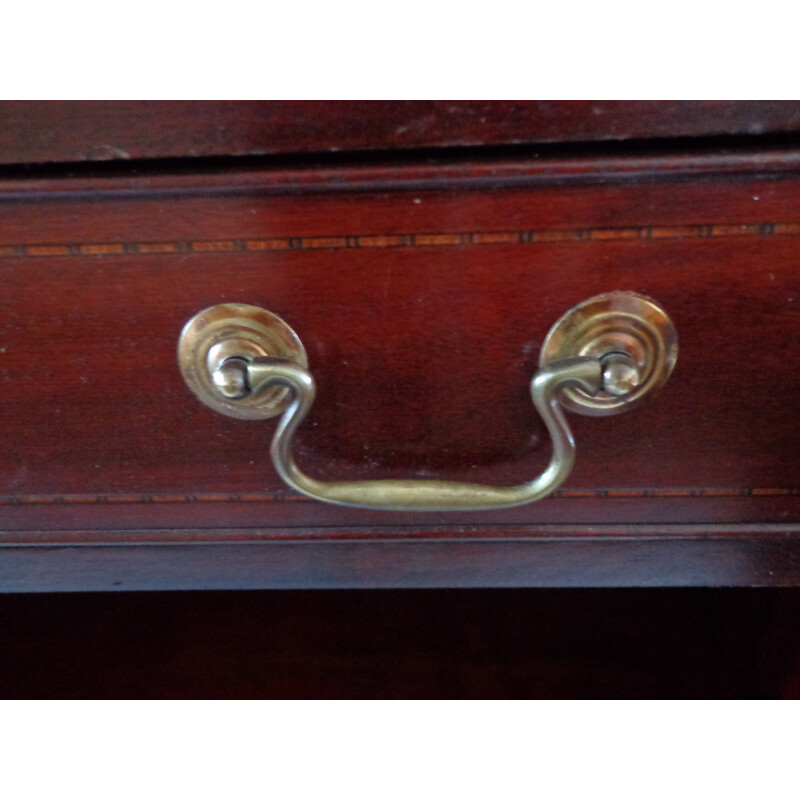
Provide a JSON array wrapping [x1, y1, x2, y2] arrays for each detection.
[[1, 488, 799, 505], [0, 222, 795, 259]]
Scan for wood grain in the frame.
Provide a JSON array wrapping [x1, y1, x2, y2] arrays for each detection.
[[1, 101, 800, 165], [4, 146, 800, 587]]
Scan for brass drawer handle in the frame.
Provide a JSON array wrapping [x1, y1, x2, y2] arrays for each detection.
[[178, 292, 677, 511]]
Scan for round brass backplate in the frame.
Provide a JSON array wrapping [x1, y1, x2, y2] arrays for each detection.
[[539, 292, 678, 416], [178, 303, 308, 420]]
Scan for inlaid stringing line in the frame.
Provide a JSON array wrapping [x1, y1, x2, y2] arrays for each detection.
[[0, 222, 797, 259]]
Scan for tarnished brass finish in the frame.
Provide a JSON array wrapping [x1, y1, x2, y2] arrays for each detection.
[[177, 303, 307, 420], [245, 355, 602, 511], [178, 293, 676, 511], [539, 292, 678, 417]]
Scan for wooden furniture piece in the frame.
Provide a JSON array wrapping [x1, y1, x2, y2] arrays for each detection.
[[4, 101, 800, 591]]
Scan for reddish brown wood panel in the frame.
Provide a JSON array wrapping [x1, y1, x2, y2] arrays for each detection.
[[2, 152, 800, 522], [1, 101, 800, 165], [4, 534, 800, 591], [4, 149, 800, 587]]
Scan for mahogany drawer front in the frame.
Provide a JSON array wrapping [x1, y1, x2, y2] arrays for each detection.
[[3, 150, 800, 588]]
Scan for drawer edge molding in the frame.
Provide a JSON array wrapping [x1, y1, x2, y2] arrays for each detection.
[[3, 534, 800, 590], [2, 149, 800, 200]]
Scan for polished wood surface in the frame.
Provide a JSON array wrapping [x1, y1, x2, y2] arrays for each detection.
[[1, 101, 800, 164], [4, 106, 800, 589], [2, 151, 800, 511], [4, 534, 800, 592]]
